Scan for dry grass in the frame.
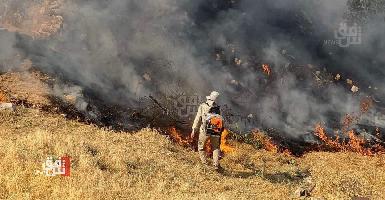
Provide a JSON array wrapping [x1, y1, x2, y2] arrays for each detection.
[[300, 153, 385, 199], [0, 71, 52, 106], [0, 108, 385, 200]]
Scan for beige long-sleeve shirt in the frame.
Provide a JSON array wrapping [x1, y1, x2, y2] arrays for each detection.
[[192, 102, 215, 134]]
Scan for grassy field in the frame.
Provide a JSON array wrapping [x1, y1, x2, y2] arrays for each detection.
[[0, 1, 384, 199], [0, 108, 384, 200]]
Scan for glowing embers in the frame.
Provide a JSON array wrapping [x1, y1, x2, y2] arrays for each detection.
[[262, 64, 271, 76]]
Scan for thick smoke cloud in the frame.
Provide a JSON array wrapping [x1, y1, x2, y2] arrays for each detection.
[[0, 28, 24, 71], [1, 0, 384, 136]]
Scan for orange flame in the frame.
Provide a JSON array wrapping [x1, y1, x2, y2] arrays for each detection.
[[221, 129, 235, 154], [346, 130, 370, 155], [167, 127, 235, 154], [168, 127, 193, 147], [314, 123, 384, 156], [205, 138, 212, 154], [252, 130, 279, 153], [262, 64, 271, 76], [314, 124, 342, 150]]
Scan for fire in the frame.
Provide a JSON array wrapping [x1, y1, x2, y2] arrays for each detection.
[[220, 129, 235, 153], [263, 140, 278, 153], [168, 127, 193, 147], [314, 124, 342, 150], [205, 138, 212, 154], [167, 127, 235, 154], [346, 130, 368, 154], [314, 123, 384, 156], [252, 130, 279, 153], [262, 64, 271, 76], [312, 97, 384, 155]]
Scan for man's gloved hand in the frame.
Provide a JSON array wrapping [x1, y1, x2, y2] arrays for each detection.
[[190, 128, 196, 138]]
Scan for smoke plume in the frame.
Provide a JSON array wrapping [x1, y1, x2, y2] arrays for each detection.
[[1, 0, 384, 136]]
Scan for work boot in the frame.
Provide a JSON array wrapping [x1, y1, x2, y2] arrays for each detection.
[[213, 165, 223, 172]]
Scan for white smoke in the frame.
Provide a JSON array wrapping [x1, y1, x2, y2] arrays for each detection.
[[0, 0, 384, 136]]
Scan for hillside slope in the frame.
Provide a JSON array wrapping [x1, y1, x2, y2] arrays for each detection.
[[1, 108, 385, 200]]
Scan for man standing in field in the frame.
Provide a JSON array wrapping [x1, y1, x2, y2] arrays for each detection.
[[191, 91, 224, 171]]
